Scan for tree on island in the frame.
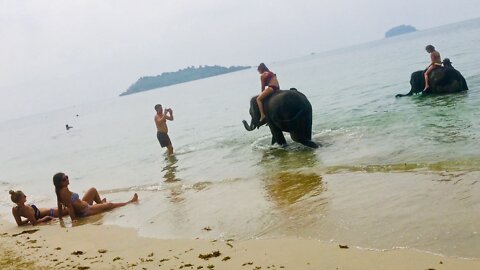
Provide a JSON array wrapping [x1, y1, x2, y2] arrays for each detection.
[[385, 25, 417, 38], [120, 65, 251, 96]]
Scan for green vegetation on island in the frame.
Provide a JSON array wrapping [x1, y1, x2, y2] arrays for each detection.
[[120, 65, 251, 96], [385, 25, 417, 38]]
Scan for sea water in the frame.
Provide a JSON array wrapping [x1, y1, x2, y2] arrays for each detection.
[[1, 18, 480, 258]]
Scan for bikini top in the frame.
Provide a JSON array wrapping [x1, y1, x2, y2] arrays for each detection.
[[263, 71, 276, 86], [31, 204, 41, 219], [71, 192, 80, 202]]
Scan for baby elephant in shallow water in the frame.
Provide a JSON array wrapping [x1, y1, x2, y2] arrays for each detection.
[[242, 88, 319, 148], [396, 59, 468, 97]]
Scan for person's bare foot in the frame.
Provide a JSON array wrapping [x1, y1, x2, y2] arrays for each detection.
[[130, 193, 139, 203], [259, 115, 266, 123]]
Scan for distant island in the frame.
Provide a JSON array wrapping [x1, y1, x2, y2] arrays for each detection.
[[385, 25, 417, 38], [120, 65, 251, 96]]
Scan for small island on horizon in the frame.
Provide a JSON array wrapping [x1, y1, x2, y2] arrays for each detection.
[[120, 65, 251, 96], [385, 24, 417, 38]]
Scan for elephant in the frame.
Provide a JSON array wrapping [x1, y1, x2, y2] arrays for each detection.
[[395, 58, 468, 97], [242, 88, 319, 148]]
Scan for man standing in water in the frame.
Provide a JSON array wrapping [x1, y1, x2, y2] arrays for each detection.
[[154, 104, 174, 155], [423, 44, 442, 92]]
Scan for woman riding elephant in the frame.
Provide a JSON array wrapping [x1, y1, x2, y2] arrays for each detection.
[[423, 44, 442, 92], [395, 58, 468, 97], [243, 88, 319, 148], [257, 63, 280, 123]]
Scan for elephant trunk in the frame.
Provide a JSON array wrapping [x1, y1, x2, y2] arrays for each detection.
[[242, 119, 255, 131], [395, 90, 414, 98]]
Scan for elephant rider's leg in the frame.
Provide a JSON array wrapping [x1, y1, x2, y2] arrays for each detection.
[[257, 87, 274, 122], [423, 64, 440, 91]]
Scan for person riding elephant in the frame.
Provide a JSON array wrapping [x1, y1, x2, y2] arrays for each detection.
[[423, 45, 442, 92], [242, 88, 319, 148], [395, 58, 468, 97], [256, 63, 280, 123]]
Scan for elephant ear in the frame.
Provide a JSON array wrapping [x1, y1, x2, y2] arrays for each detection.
[[411, 71, 424, 93]]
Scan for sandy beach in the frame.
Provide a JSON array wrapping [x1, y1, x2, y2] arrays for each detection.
[[1, 218, 479, 270], [2, 2, 480, 269]]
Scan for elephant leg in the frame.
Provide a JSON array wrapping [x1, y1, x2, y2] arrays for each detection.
[[269, 124, 287, 146], [291, 132, 319, 148], [305, 114, 313, 141], [303, 140, 320, 148]]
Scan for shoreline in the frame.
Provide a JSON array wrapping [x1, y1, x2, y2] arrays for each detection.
[[1, 219, 479, 270]]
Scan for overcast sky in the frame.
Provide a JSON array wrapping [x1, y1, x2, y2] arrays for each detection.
[[1, 0, 479, 121]]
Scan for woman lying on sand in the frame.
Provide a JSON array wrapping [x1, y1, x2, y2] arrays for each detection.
[[53, 172, 138, 223], [9, 190, 68, 226]]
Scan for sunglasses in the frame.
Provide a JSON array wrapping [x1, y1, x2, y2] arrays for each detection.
[[63, 175, 69, 181]]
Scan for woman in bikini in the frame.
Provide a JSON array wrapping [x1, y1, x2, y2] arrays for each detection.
[[9, 190, 68, 226], [423, 44, 442, 92], [53, 172, 138, 223], [256, 63, 280, 123]]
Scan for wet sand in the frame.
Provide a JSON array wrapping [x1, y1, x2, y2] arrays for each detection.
[[1, 219, 479, 270]]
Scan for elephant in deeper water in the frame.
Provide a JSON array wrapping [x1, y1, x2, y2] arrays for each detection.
[[242, 88, 319, 148], [395, 59, 468, 97]]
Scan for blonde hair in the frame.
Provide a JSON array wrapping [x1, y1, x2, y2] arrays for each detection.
[[9, 190, 24, 203]]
